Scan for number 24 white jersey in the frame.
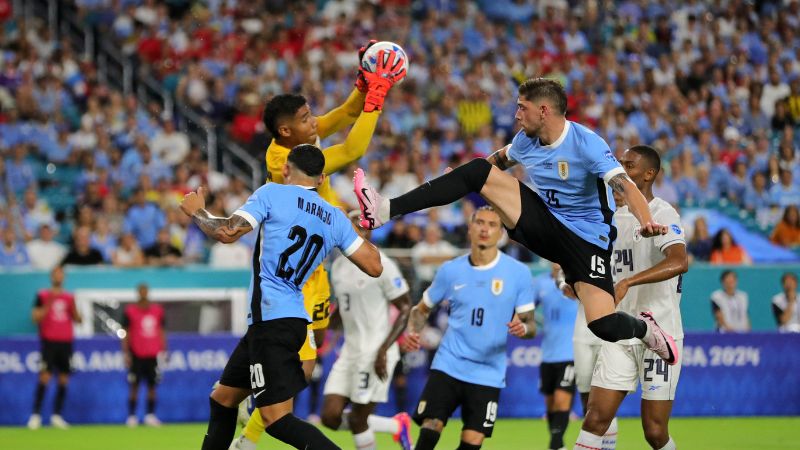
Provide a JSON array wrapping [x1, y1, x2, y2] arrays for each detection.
[[612, 197, 685, 341], [330, 251, 410, 359]]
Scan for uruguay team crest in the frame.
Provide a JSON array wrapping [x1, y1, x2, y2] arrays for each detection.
[[491, 279, 504, 295], [558, 161, 569, 180]]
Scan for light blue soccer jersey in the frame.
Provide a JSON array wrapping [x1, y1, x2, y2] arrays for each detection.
[[532, 273, 578, 363], [507, 121, 625, 249], [423, 252, 535, 388], [234, 184, 362, 325]]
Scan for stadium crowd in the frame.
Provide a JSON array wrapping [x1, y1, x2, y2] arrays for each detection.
[[1, 0, 800, 274]]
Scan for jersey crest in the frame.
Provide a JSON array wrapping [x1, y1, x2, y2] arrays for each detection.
[[557, 161, 569, 180], [633, 224, 643, 242], [491, 278, 504, 295]]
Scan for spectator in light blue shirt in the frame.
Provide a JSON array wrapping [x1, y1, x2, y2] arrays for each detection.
[[770, 170, 800, 208], [0, 226, 30, 269], [743, 172, 772, 212], [123, 188, 166, 249], [5, 145, 36, 196]]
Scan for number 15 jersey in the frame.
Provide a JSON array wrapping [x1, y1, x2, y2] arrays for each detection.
[[234, 183, 362, 325], [612, 197, 685, 342]]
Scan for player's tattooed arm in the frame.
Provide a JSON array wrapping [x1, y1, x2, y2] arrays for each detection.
[[402, 301, 432, 352], [486, 145, 517, 171], [508, 311, 536, 339], [608, 172, 667, 237], [192, 210, 253, 244]]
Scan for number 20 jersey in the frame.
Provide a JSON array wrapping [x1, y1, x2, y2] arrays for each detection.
[[234, 183, 362, 325], [612, 197, 685, 342]]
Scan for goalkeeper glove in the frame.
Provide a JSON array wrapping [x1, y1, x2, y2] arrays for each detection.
[[355, 39, 378, 93], [361, 49, 407, 113]]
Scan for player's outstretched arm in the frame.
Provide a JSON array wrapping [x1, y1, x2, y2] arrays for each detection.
[[615, 244, 689, 303], [321, 110, 380, 174], [486, 145, 518, 171], [375, 292, 412, 380], [608, 173, 667, 237], [316, 89, 366, 139], [180, 187, 253, 244], [508, 311, 536, 339], [345, 240, 383, 277]]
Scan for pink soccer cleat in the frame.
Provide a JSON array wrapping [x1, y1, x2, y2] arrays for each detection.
[[392, 412, 413, 450], [353, 168, 386, 229], [640, 312, 679, 366]]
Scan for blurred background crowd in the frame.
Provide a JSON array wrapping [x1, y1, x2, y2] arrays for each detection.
[[0, 0, 799, 277]]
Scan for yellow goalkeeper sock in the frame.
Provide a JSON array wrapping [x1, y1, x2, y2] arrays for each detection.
[[243, 409, 266, 443]]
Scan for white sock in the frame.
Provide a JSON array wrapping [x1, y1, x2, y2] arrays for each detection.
[[574, 429, 604, 450], [367, 414, 399, 434], [353, 428, 377, 450], [234, 435, 257, 450], [602, 417, 618, 450], [378, 198, 390, 222], [658, 437, 676, 450], [338, 412, 350, 431]]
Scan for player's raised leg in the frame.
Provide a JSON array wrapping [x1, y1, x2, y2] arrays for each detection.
[[354, 158, 522, 230]]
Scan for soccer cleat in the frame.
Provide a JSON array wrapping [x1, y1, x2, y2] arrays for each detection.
[[640, 312, 679, 365], [126, 415, 139, 427], [353, 168, 386, 229], [50, 414, 69, 429], [27, 414, 41, 430], [392, 412, 413, 450], [143, 413, 162, 427], [229, 435, 257, 450]]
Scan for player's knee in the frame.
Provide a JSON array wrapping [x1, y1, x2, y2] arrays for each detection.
[[422, 418, 444, 433], [582, 407, 612, 435], [643, 421, 669, 448], [38, 372, 52, 384], [461, 158, 492, 191], [587, 314, 623, 342], [320, 409, 342, 430]]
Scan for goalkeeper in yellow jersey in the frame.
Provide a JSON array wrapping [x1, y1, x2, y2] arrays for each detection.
[[230, 42, 406, 450]]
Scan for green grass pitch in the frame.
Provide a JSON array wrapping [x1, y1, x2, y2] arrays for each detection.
[[1, 417, 797, 450]]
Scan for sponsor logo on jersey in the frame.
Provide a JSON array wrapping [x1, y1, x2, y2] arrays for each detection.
[[492, 279, 504, 295], [557, 161, 569, 180], [671, 224, 682, 235], [417, 400, 426, 414], [540, 162, 553, 170]]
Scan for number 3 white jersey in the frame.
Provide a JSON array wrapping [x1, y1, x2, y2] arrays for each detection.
[[612, 197, 685, 341], [330, 251, 410, 359]]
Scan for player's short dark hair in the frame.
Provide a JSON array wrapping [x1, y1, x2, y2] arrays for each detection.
[[262, 93, 307, 137], [720, 269, 737, 282], [518, 78, 567, 116], [782, 272, 798, 284], [287, 144, 325, 177], [470, 205, 500, 223], [628, 145, 662, 175]]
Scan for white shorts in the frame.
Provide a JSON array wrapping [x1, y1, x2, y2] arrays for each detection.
[[573, 341, 602, 394], [323, 351, 400, 405], [592, 340, 683, 401]]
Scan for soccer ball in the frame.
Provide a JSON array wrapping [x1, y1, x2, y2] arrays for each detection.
[[360, 41, 409, 81]]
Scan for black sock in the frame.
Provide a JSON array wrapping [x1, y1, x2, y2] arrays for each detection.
[[588, 311, 647, 342], [415, 427, 442, 450], [265, 413, 340, 449], [457, 442, 481, 450], [54, 384, 67, 415], [147, 397, 156, 415], [548, 411, 570, 449], [128, 397, 136, 416], [201, 398, 239, 450], [390, 158, 492, 218], [33, 382, 46, 414]]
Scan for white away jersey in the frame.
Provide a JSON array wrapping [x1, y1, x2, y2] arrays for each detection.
[[612, 197, 685, 340], [573, 302, 602, 345], [330, 251, 409, 358]]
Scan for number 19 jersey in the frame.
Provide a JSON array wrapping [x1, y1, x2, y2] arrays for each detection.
[[423, 252, 535, 388], [612, 197, 685, 341], [234, 183, 362, 325]]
